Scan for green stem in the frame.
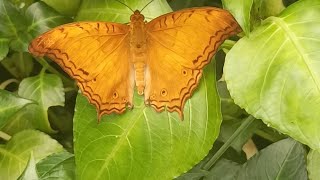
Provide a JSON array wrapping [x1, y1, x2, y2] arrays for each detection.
[[0, 131, 11, 141], [202, 115, 255, 170], [0, 79, 19, 90]]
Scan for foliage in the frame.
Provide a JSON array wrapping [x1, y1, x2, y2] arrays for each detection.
[[0, 0, 318, 179]]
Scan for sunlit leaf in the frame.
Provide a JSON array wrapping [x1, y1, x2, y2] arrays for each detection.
[[224, 0, 320, 150], [26, 2, 72, 37], [0, 89, 34, 128], [0, 38, 9, 61], [0, 130, 64, 180], [17, 73, 65, 133]]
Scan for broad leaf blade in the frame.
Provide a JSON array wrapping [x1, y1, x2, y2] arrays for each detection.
[[0, 130, 63, 180], [74, 62, 221, 179], [42, 0, 80, 17], [224, 0, 320, 150], [26, 2, 72, 37], [0, 89, 34, 128], [76, 0, 172, 22], [18, 73, 65, 133]]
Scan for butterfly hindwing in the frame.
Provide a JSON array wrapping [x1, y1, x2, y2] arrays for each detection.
[[145, 7, 241, 117], [29, 22, 134, 119]]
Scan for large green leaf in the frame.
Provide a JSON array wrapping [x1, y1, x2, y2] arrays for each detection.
[[208, 138, 307, 180], [307, 150, 320, 180], [0, 89, 34, 128], [74, 61, 221, 179], [17, 72, 65, 133], [76, 0, 171, 22], [74, 1, 222, 178], [224, 0, 320, 150], [26, 2, 72, 37], [0, 130, 64, 180]]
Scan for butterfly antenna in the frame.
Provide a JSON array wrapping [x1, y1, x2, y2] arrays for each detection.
[[115, 0, 134, 13], [140, 0, 155, 13]]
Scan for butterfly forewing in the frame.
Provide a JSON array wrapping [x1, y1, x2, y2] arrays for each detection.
[[144, 7, 241, 117], [29, 22, 134, 119]]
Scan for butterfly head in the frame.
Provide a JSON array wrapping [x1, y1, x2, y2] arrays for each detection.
[[130, 10, 145, 22]]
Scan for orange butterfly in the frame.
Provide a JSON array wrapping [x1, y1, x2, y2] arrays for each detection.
[[29, 6, 241, 120]]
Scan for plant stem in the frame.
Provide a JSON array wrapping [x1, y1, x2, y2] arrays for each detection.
[[202, 115, 256, 170], [0, 79, 19, 90], [0, 131, 11, 141]]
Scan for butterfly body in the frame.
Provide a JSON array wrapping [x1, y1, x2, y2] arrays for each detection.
[[29, 7, 241, 120], [129, 10, 148, 95]]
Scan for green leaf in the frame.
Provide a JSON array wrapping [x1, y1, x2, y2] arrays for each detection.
[[18, 152, 39, 180], [0, 89, 34, 128], [0, 130, 64, 180], [0, 0, 27, 37], [0, 0, 31, 52], [0, 38, 9, 60], [222, 0, 253, 35], [224, 0, 320, 150], [17, 73, 65, 133], [36, 151, 75, 180], [76, 0, 172, 22], [168, 0, 222, 11], [42, 0, 81, 17], [204, 159, 240, 180], [26, 2, 72, 37], [258, 0, 285, 19], [208, 138, 307, 180], [74, 62, 221, 179], [307, 150, 320, 180], [1, 52, 34, 79]]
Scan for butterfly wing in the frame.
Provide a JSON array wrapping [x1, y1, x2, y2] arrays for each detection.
[[29, 22, 134, 119], [145, 7, 241, 117]]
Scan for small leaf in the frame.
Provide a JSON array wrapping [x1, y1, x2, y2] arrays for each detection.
[[222, 0, 253, 35], [17, 73, 65, 133], [0, 89, 34, 129], [26, 2, 72, 37], [0, 130, 64, 180], [0, 38, 9, 61], [224, 0, 320, 150], [18, 152, 39, 180], [37, 151, 75, 180], [307, 150, 320, 180]]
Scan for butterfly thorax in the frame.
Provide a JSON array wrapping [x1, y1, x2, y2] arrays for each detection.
[[129, 10, 147, 95]]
